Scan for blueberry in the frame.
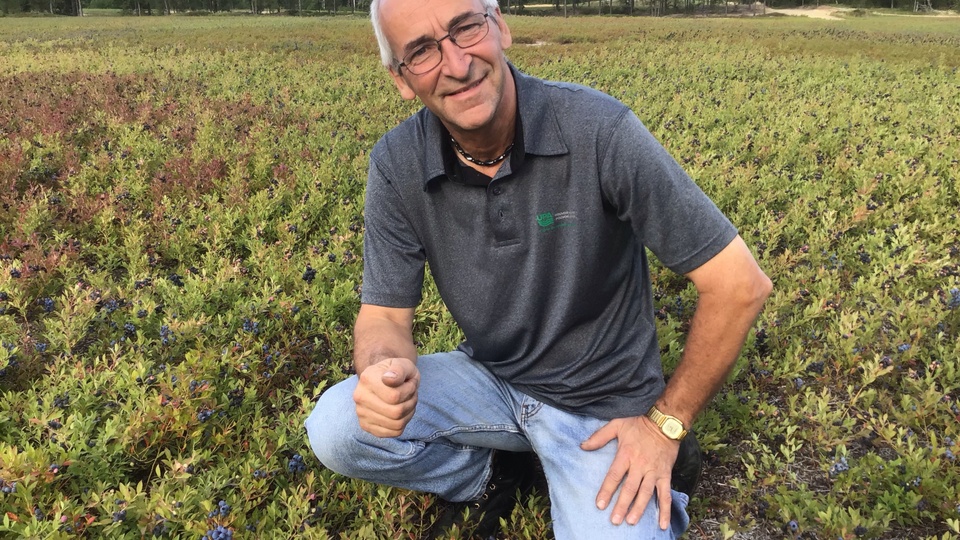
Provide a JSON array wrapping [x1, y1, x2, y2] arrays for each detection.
[[39, 297, 55, 312], [113, 509, 127, 522], [302, 265, 316, 283], [203, 525, 233, 540], [48, 419, 62, 429], [787, 520, 798, 533], [241, 319, 259, 334], [828, 456, 849, 477], [947, 288, 960, 309], [287, 454, 306, 474], [9, 268, 21, 278]]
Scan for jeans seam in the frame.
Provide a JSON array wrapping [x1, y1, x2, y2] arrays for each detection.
[[422, 424, 523, 443]]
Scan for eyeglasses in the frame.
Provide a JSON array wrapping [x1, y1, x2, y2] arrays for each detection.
[[397, 12, 491, 75]]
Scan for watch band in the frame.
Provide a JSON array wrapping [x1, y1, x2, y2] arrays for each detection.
[[647, 406, 688, 441]]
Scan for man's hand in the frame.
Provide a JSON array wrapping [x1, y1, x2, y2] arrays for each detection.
[[353, 357, 420, 438], [581, 416, 680, 530]]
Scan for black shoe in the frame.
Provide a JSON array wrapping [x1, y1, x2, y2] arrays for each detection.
[[426, 451, 538, 540], [671, 431, 703, 499]]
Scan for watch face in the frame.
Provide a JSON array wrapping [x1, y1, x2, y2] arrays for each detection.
[[662, 418, 684, 439]]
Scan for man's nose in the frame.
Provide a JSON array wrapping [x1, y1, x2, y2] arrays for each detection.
[[438, 39, 471, 79]]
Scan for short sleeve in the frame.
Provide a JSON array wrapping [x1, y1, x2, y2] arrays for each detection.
[[598, 110, 737, 275], [359, 157, 426, 307]]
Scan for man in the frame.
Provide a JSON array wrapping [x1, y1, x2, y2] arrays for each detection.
[[306, 0, 772, 538]]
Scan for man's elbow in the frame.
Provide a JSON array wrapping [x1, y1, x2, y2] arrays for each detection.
[[742, 268, 773, 312]]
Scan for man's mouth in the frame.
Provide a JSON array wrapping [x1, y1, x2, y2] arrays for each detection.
[[447, 76, 485, 97]]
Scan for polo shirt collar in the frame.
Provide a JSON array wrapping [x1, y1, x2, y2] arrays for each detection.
[[422, 63, 569, 190]]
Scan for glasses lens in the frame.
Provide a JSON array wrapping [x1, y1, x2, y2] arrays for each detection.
[[450, 13, 489, 48], [402, 13, 489, 75], [403, 44, 441, 75]]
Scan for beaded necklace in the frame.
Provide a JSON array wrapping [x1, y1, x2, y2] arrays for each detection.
[[450, 136, 513, 167]]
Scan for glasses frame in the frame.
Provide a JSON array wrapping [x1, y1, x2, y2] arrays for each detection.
[[396, 12, 491, 76]]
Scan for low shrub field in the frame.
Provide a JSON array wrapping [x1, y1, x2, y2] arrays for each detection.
[[0, 12, 958, 540]]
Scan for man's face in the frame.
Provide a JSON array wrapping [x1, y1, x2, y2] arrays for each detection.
[[379, 0, 513, 135]]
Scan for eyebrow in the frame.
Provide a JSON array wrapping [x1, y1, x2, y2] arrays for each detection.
[[400, 10, 480, 55]]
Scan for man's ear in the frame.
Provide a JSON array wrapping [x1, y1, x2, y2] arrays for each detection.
[[389, 67, 418, 101], [492, 8, 512, 50]]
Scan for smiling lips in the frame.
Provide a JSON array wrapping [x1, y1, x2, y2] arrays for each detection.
[[446, 75, 485, 97]]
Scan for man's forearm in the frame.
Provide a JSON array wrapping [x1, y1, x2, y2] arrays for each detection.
[[656, 270, 772, 426], [352, 305, 417, 374]]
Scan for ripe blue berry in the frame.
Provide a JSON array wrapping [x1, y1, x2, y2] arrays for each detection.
[[39, 297, 55, 312], [241, 319, 259, 334], [828, 456, 849, 477], [203, 525, 233, 540], [287, 454, 306, 474]]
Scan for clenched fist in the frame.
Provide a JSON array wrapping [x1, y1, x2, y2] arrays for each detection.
[[353, 357, 420, 438]]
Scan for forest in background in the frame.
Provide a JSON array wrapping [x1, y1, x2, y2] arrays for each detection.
[[2, 0, 957, 22]]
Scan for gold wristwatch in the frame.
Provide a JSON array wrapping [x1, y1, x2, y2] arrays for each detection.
[[647, 406, 688, 441]]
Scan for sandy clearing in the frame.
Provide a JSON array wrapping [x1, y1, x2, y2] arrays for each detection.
[[764, 5, 853, 20]]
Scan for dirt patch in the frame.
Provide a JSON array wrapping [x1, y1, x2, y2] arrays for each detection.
[[764, 5, 852, 20]]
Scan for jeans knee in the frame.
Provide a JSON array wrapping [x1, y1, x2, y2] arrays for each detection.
[[304, 378, 359, 476]]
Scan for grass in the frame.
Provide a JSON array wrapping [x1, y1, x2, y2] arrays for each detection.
[[0, 12, 958, 540]]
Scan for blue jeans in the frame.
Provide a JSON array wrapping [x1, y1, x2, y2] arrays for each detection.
[[305, 351, 690, 539]]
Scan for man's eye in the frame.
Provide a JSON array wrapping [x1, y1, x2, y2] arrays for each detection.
[[454, 22, 483, 35], [408, 46, 432, 61]]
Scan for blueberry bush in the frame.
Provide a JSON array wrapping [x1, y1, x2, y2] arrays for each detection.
[[0, 12, 958, 540]]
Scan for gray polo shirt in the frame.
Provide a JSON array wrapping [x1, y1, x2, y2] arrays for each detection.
[[361, 65, 737, 420]]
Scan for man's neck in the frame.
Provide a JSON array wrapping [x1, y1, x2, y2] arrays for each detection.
[[447, 65, 517, 168]]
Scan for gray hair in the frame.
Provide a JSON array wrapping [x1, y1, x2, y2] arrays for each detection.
[[370, 0, 501, 69]]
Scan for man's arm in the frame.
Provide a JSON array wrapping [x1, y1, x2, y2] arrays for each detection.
[[352, 304, 420, 438], [582, 235, 772, 529], [656, 234, 773, 427]]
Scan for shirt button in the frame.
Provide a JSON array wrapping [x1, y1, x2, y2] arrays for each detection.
[[492, 186, 503, 196]]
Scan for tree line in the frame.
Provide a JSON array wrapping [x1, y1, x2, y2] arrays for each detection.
[[2, 0, 956, 28]]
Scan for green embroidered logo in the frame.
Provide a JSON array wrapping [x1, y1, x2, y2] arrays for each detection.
[[536, 210, 577, 232]]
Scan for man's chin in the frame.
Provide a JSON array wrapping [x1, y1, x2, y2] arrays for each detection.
[[440, 104, 497, 134]]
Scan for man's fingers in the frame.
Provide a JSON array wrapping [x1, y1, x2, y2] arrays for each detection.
[[610, 471, 646, 526], [657, 482, 673, 530], [353, 358, 420, 437], [594, 452, 629, 511], [356, 393, 418, 437], [581, 419, 619, 451], [380, 357, 419, 387]]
